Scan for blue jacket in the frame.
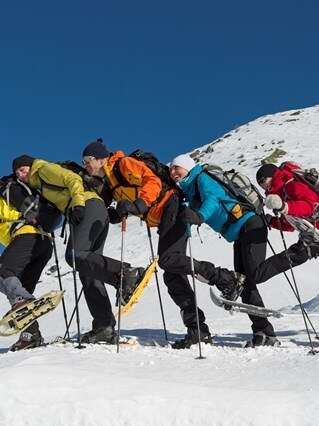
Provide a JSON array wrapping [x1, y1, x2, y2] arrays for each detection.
[[179, 164, 255, 242]]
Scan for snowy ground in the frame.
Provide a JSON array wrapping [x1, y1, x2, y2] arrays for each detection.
[[1, 219, 319, 426], [1, 105, 319, 425]]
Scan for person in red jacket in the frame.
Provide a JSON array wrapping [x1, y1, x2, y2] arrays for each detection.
[[256, 162, 319, 233], [256, 163, 319, 270]]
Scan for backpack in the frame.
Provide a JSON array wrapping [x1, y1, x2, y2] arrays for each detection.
[[280, 162, 319, 195], [0, 176, 62, 233], [199, 164, 264, 215], [112, 149, 178, 194]]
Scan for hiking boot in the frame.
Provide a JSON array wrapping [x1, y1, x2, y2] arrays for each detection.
[[218, 272, 245, 302], [172, 327, 213, 349], [80, 326, 117, 344], [195, 260, 245, 302], [300, 236, 319, 259], [10, 321, 43, 352], [244, 331, 281, 348], [117, 267, 145, 306]]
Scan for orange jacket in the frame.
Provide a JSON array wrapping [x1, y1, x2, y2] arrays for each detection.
[[103, 151, 176, 227]]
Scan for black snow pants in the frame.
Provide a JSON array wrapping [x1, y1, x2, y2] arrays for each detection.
[[233, 215, 275, 335], [157, 193, 210, 334], [65, 199, 129, 329], [0, 233, 53, 294]]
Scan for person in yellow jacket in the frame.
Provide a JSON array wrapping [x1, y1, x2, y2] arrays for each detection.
[[12, 155, 145, 344], [81, 139, 214, 348], [0, 177, 53, 351]]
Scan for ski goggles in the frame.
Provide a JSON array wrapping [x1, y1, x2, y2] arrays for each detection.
[[82, 156, 96, 165]]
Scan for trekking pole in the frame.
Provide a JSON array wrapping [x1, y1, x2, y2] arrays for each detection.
[[51, 232, 70, 340], [146, 226, 168, 342], [63, 288, 83, 340], [277, 218, 317, 354], [266, 238, 319, 339], [187, 225, 205, 360], [69, 223, 85, 349], [117, 217, 127, 353]]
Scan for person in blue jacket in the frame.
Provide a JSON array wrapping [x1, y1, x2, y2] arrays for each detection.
[[169, 154, 279, 348]]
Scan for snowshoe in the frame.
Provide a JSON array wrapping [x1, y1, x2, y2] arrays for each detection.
[[209, 288, 283, 318], [0, 290, 64, 336], [116, 258, 158, 315], [244, 331, 281, 348], [80, 326, 117, 344], [172, 328, 213, 349]]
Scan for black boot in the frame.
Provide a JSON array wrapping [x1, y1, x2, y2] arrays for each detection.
[[117, 267, 145, 305], [244, 331, 281, 348], [10, 321, 43, 351], [300, 238, 319, 259], [172, 327, 213, 349], [195, 260, 245, 301], [80, 325, 117, 344], [216, 271, 245, 302]]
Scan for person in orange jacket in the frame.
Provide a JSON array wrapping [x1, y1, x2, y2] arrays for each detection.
[[82, 139, 242, 349]]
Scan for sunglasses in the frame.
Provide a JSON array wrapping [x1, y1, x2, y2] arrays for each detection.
[[82, 156, 96, 165]]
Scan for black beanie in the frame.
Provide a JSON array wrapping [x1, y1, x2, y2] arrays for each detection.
[[82, 138, 110, 159], [12, 155, 35, 173], [256, 164, 278, 184]]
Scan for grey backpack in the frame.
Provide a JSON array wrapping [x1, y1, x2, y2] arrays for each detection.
[[201, 164, 264, 214]]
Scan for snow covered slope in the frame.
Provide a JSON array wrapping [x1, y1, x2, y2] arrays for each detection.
[[1, 105, 319, 426], [190, 104, 319, 176]]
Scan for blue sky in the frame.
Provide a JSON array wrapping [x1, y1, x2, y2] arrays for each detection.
[[0, 0, 318, 175]]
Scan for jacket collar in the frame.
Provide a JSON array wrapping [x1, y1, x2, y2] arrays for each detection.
[[178, 164, 203, 192]]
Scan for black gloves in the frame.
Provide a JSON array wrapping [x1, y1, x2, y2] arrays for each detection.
[[69, 206, 85, 225], [264, 213, 273, 226], [116, 198, 148, 218], [179, 208, 204, 225], [107, 207, 122, 224]]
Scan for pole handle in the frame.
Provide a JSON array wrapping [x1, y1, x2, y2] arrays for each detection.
[[121, 217, 127, 232]]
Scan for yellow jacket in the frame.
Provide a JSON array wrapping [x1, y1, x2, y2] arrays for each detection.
[[0, 197, 44, 247], [28, 159, 101, 213]]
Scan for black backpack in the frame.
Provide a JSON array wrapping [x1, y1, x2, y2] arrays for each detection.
[[280, 161, 319, 195], [0, 176, 62, 233], [112, 149, 177, 193]]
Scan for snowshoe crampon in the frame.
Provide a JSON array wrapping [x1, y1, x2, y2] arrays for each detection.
[[0, 290, 65, 336], [209, 288, 283, 318], [116, 258, 158, 316]]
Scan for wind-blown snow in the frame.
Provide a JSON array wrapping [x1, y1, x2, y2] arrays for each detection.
[[1, 105, 319, 426]]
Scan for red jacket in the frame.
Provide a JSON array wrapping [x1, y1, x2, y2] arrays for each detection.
[[266, 162, 319, 231]]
